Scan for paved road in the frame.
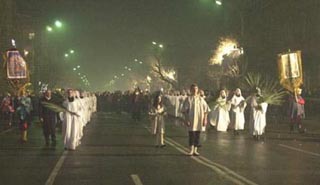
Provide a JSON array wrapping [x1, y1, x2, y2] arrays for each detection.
[[0, 112, 320, 185]]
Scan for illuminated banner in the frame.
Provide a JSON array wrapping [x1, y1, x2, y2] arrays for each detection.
[[6, 50, 27, 79], [278, 50, 303, 92]]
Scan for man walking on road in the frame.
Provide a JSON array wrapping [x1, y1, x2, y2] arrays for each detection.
[[39, 90, 57, 146], [182, 84, 209, 156]]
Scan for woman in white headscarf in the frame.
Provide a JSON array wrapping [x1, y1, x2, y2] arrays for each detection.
[[230, 88, 247, 135], [211, 90, 231, 132]]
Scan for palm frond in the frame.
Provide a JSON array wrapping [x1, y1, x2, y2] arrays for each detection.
[[41, 101, 69, 113], [241, 73, 287, 105]]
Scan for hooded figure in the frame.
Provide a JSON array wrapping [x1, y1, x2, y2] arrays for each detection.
[[210, 89, 231, 132], [230, 88, 247, 134], [249, 88, 268, 140]]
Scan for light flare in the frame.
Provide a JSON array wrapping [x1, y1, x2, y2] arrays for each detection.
[[209, 38, 239, 65]]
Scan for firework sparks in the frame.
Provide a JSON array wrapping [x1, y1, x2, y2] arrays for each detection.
[[209, 38, 240, 65], [163, 69, 177, 81]]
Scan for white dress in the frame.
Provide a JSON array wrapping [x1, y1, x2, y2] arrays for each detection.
[[211, 97, 231, 132], [230, 95, 247, 130], [150, 106, 165, 134], [62, 99, 81, 150]]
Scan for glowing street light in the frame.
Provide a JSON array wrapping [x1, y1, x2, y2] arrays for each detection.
[[46, 26, 53, 32], [134, 59, 138, 62], [55, 20, 63, 28], [73, 68, 77, 71], [159, 44, 163, 48], [70, 49, 75, 54], [77, 65, 80, 69], [65, 53, 69, 58], [121, 74, 125, 76], [215, 0, 222, 5], [152, 41, 157, 45], [139, 61, 143, 64]]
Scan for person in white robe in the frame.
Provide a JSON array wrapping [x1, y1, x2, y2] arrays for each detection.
[[249, 88, 268, 140], [182, 84, 209, 156], [149, 95, 166, 147], [211, 90, 231, 132], [230, 88, 247, 135], [62, 90, 81, 150]]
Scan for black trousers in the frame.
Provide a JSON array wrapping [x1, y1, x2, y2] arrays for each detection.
[[43, 119, 56, 143], [189, 131, 200, 147]]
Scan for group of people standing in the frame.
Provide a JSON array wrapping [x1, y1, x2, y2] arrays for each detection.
[[210, 87, 267, 140], [149, 84, 306, 156], [39, 89, 97, 150]]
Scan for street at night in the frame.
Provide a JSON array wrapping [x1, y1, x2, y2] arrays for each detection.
[[0, 112, 320, 185], [1, 0, 320, 184]]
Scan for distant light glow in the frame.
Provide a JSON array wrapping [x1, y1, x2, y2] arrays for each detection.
[[77, 65, 80, 68], [209, 37, 239, 65], [159, 44, 163, 48], [46, 26, 53, 32], [139, 61, 143, 64], [152, 41, 157, 45], [24, 50, 29, 56], [73, 68, 76, 71], [55, 20, 62, 28], [215, 0, 222, 5], [65, 53, 69, 57], [11, 39, 16, 47], [70, 50, 75, 54]]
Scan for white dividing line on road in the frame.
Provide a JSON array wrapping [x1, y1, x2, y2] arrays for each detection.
[[131, 174, 144, 185], [45, 150, 68, 185], [0, 127, 15, 135], [279, 144, 320, 157], [143, 126, 258, 185]]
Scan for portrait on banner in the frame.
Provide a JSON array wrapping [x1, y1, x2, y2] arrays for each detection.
[[280, 52, 301, 79], [6, 50, 27, 79]]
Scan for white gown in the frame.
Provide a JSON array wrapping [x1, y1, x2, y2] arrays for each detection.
[[211, 97, 230, 132], [62, 99, 81, 150], [231, 95, 247, 130]]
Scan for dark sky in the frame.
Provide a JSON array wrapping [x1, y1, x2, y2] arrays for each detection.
[[18, 0, 223, 91]]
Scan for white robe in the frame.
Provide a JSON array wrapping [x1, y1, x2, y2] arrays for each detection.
[[211, 97, 230, 132], [249, 96, 268, 136], [149, 106, 165, 134], [182, 96, 209, 131], [62, 99, 81, 150], [231, 95, 247, 130], [253, 102, 268, 136]]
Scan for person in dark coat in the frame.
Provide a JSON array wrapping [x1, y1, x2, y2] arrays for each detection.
[[39, 90, 57, 146]]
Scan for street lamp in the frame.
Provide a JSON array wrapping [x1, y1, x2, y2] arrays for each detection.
[[73, 68, 76, 71], [77, 65, 80, 69], [152, 41, 157, 45], [159, 44, 163, 48], [55, 20, 63, 28], [70, 49, 75, 54], [46, 26, 53, 32], [65, 53, 69, 58], [215, 0, 222, 6]]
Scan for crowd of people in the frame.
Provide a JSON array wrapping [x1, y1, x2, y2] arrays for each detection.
[[0, 83, 305, 155], [94, 84, 305, 156], [0, 89, 97, 151]]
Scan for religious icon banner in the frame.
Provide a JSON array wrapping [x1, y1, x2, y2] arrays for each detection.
[[6, 50, 27, 79], [277, 50, 303, 92]]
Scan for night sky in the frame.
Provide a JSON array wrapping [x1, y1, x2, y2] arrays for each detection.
[[17, 0, 224, 91]]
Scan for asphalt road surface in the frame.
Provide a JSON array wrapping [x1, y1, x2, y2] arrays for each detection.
[[0, 112, 320, 185]]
